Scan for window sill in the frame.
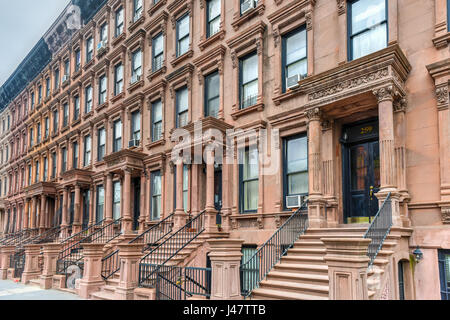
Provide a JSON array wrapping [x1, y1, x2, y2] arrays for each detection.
[[52, 88, 61, 97], [432, 31, 450, 49], [128, 16, 145, 34], [83, 111, 94, 121], [96, 102, 108, 113], [62, 79, 70, 89], [170, 49, 194, 68], [272, 86, 304, 106], [147, 65, 167, 81], [146, 139, 165, 150], [231, 102, 264, 120], [44, 96, 51, 104], [198, 29, 226, 51], [60, 126, 69, 134], [128, 79, 144, 93], [72, 69, 82, 80], [110, 92, 125, 104], [112, 33, 126, 47], [231, 3, 265, 31], [83, 59, 95, 71], [71, 119, 81, 127], [97, 46, 109, 59], [94, 160, 105, 168]]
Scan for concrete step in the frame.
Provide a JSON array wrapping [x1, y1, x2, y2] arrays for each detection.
[[287, 248, 327, 256], [101, 285, 117, 294], [91, 290, 116, 300], [293, 241, 324, 248], [106, 277, 120, 286], [266, 271, 329, 285], [280, 255, 325, 265], [259, 279, 329, 297], [28, 279, 41, 287], [251, 287, 328, 300], [274, 263, 328, 275]]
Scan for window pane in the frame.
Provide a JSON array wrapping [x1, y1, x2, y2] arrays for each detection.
[[244, 148, 259, 180], [206, 72, 220, 100], [287, 137, 308, 173], [178, 15, 189, 38], [244, 180, 258, 211], [242, 54, 258, 83], [286, 30, 307, 65], [243, 80, 258, 100], [351, 0, 386, 34], [352, 22, 387, 60], [208, 0, 221, 19], [178, 37, 189, 56], [153, 100, 162, 122], [177, 88, 188, 112], [288, 172, 308, 195], [153, 34, 163, 55]]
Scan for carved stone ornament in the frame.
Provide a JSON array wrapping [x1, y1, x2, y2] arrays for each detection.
[[305, 107, 322, 122], [436, 85, 449, 108], [442, 207, 450, 224], [373, 85, 394, 103]]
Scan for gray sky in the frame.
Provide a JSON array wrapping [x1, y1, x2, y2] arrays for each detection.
[[0, 0, 70, 86]]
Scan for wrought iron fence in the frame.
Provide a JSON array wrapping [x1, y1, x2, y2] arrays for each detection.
[[240, 200, 309, 297], [101, 213, 174, 280], [155, 265, 211, 300], [56, 218, 121, 276], [363, 193, 392, 268], [139, 210, 206, 288]]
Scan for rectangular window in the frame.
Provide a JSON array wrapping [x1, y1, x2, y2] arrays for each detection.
[[131, 49, 142, 83], [239, 147, 259, 213], [53, 109, 59, 134], [54, 69, 60, 89], [348, 0, 387, 61], [86, 37, 94, 62], [62, 147, 67, 173], [151, 171, 161, 220], [63, 103, 69, 127], [72, 142, 79, 169], [97, 128, 106, 161], [51, 152, 57, 179], [282, 27, 307, 92], [70, 192, 75, 224], [207, 0, 221, 38], [99, 76, 107, 105], [183, 164, 188, 213], [113, 119, 122, 153], [31, 92, 35, 109], [283, 135, 308, 208], [84, 135, 91, 167], [133, 0, 143, 21], [30, 128, 34, 147], [98, 128, 106, 161], [100, 23, 108, 43], [28, 165, 32, 186], [239, 53, 258, 109], [152, 33, 164, 72], [38, 85, 42, 104], [205, 71, 220, 118], [43, 157, 48, 181], [45, 117, 49, 139], [176, 14, 190, 57], [74, 96, 80, 121], [37, 123, 41, 143], [115, 7, 124, 37], [46, 78, 51, 97], [152, 100, 162, 142], [113, 181, 121, 220], [114, 63, 123, 95], [131, 110, 141, 144], [64, 60, 70, 78], [75, 49, 81, 72], [35, 160, 39, 183], [438, 249, 450, 300], [21, 168, 25, 187], [85, 85, 93, 113], [176, 87, 188, 128], [96, 185, 105, 223], [240, 0, 258, 15]]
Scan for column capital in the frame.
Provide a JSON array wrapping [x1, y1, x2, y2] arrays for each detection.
[[304, 107, 322, 122], [373, 85, 395, 103]]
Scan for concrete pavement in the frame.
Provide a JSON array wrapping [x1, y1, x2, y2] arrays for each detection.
[[0, 280, 83, 300]]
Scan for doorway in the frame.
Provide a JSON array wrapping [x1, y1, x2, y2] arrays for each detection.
[[82, 190, 90, 229], [132, 177, 140, 231], [342, 120, 380, 224], [214, 165, 222, 211]]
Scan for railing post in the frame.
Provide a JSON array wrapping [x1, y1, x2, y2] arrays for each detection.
[[40, 243, 62, 289], [0, 246, 15, 280], [78, 243, 106, 299], [207, 239, 244, 300], [115, 243, 145, 300], [21, 244, 42, 284], [322, 238, 371, 300]]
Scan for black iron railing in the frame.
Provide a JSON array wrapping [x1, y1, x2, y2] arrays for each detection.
[[155, 265, 212, 300], [139, 210, 206, 288], [363, 193, 392, 268], [2, 229, 33, 246], [36, 226, 62, 244], [240, 200, 309, 297], [101, 213, 174, 280], [56, 219, 121, 276]]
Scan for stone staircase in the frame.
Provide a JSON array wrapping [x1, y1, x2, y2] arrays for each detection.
[[250, 226, 399, 300]]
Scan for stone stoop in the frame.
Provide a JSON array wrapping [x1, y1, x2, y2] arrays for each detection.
[[250, 227, 366, 300], [90, 273, 120, 300]]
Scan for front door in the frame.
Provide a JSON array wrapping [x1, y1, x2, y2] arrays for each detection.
[[343, 120, 380, 223], [133, 178, 140, 231], [214, 166, 222, 211], [82, 190, 90, 229]]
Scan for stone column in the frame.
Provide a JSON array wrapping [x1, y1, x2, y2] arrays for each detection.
[[89, 185, 96, 226], [373, 86, 402, 226], [73, 184, 82, 234], [31, 197, 37, 230], [322, 121, 338, 227], [22, 244, 42, 284], [205, 149, 217, 233], [207, 239, 244, 300], [322, 238, 371, 300], [122, 167, 133, 233], [39, 195, 47, 232], [40, 243, 61, 289], [105, 173, 113, 223], [306, 107, 326, 228], [191, 164, 199, 216], [139, 171, 146, 231], [145, 169, 151, 225], [23, 200, 29, 231], [61, 188, 69, 239], [114, 243, 145, 300], [0, 246, 15, 280], [173, 162, 185, 229], [78, 243, 106, 299]]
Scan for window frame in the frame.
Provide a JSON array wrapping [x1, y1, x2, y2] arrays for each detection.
[[74, 95, 80, 121], [206, 0, 221, 38], [239, 51, 258, 110], [96, 184, 105, 223], [204, 71, 220, 118], [84, 135, 91, 167], [176, 13, 190, 58], [61, 147, 67, 173], [114, 63, 124, 95], [131, 110, 141, 142], [150, 170, 162, 221], [112, 180, 121, 220], [63, 103, 69, 127], [99, 75, 107, 105], [281, 26, 308, 93], [347, 0, 389, 61], [86, 37, 94, 63], [438, 249, 450, 300], [175, 86, 189, 128], [113, 119, 122, 153], [152, 33, 164, 72], [72, 141, 79, 169], [85, 85, 93, 113], [239, 146, 259, 214], [151, 99, 163, 142], [115, 6, 124, 37], [97, 127, 106, 161]]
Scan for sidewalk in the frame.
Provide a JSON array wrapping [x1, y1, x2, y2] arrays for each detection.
[[0, 280, 83, 300]]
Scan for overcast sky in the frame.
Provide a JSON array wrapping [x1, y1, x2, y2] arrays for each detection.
[[0, 0, 70, 86]]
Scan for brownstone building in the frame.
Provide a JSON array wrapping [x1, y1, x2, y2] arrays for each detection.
[[0, 0, 449, 300]]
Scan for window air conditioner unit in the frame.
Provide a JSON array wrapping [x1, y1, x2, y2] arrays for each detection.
[[286, 195, 305, 209], [241, 0, 256, 14], [286, 74, 306, 90], [131, 74, 141, 84], [129, 139, 140, 148]]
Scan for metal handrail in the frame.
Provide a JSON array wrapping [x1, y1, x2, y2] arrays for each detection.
[[139, 210, 206, 287], [240, 200, 309, 297], [363, 192, 392, 268], [101, 213, 174, 280]]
